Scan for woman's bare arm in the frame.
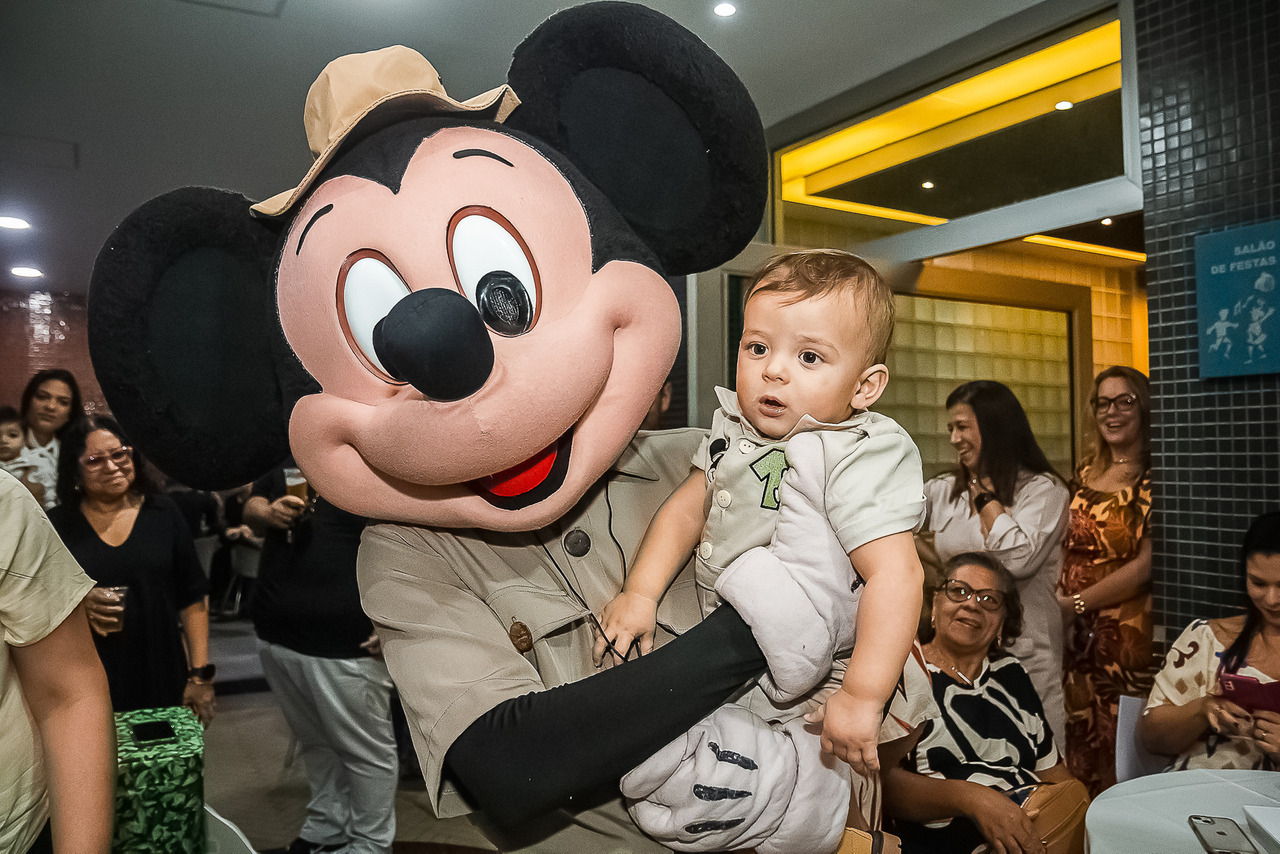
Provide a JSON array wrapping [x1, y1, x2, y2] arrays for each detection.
[[12, 602, 115, 853]]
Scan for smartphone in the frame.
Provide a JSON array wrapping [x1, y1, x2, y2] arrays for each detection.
[[1218, 672, 1280, 714], [130, 719, 177, 743], [1189, 815, 1258, 854]]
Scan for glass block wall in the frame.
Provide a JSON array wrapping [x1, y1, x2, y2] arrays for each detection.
[[879, 296, 1074, 480], [928, 248, 1147, 379]]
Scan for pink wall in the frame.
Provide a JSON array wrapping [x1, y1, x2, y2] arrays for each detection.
[[1, 288, 107, 415]]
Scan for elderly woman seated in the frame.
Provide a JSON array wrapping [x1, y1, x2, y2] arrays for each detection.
[[881, 552, 1082, 854]]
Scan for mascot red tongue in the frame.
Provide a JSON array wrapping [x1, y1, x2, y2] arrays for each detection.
[[476, 439, 560, 498], [85, 5, 852, 854]]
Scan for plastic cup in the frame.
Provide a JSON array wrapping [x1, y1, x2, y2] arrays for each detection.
[[100, 585, 128, 634], [283, 466, 308, 501]]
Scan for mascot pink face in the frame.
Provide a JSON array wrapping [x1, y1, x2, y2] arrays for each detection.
[[86, 4, 765, 528], [277, 126, 680, 531]]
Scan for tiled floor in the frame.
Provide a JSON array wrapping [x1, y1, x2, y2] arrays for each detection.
[[205, 619, 495, 853]]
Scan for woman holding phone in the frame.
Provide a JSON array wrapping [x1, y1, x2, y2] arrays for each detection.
[[1139, 510, 1280, 770]]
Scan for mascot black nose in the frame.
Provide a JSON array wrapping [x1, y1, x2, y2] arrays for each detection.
[[372, 288, 494, 401]]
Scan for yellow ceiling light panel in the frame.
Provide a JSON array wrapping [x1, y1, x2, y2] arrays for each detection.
[[779, 20, 1122, 184], [1022, 235, 1147, 262], [805, 63, 1119, 193], [789, 192, 950, 226]]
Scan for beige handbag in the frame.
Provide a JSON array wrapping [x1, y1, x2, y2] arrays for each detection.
[[1021, 779, 1090, 854], [835, 772, 902, 854]]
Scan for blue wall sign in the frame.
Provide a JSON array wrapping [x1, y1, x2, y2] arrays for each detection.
[[1196, 220, 1279, 378]]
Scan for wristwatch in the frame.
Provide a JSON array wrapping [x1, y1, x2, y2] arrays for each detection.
[[973, 491, 998, 512], [187, 664, 216, 682]]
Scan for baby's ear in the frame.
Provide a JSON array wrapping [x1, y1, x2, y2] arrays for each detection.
[[852, 364, 890, 410]]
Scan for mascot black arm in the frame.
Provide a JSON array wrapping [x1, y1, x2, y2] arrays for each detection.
[[445, 606, 765, 827]]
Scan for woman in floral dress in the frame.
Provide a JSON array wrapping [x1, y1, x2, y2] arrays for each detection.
[[1057, 366, 1155, 795]]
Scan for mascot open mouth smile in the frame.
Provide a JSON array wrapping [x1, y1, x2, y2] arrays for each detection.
[[470, 429, 573, 509]]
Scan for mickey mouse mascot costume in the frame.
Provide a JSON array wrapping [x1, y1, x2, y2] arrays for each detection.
[[90, 4, 867, 851]]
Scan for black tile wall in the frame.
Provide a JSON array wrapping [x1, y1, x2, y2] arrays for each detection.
[[1136, 0, 1280, 639]]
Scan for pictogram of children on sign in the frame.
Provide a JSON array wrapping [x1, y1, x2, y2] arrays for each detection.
[[1247, 296, 1275, 362], [1206, 308, 1240, 359]]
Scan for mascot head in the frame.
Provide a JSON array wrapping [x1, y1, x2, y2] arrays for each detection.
[[89, 2, 766, 531]]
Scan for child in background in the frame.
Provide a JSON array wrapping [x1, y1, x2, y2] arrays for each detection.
[[0, 406, 45, 506], [597, 250, 925, 776]]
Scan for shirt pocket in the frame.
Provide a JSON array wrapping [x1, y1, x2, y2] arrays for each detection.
[[485, 584, 589, 649]]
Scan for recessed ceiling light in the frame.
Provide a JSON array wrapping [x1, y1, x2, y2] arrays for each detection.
[[1101, 217, 1113, 225], [921, 181, 935, 189], [714, 3, 736, 17], [11, 266, 43, 278], [1055, 100, 1074, 111], [0, 217, 31, 229]]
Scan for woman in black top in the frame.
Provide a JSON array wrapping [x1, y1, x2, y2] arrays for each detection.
[[48, 415, 213, 723]]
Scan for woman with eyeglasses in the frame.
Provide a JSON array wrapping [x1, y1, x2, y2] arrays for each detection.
[[923, 380, 1070, 744], [883, 553, 1079, 854], [1056, 366, 1154, 795], [47, 415, 214, 724]]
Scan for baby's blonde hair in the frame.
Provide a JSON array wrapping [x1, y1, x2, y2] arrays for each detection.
[[745, 250, 894, 363]]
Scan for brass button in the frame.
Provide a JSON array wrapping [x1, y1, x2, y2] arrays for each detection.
[[564, 529, 591, 557], [509, 620, 533, 653]]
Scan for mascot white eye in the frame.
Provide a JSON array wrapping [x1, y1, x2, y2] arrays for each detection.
[[338, 252, 412, 381], [449, 208, 541, 337]]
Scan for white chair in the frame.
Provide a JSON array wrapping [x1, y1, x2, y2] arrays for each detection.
[[1115, 694, 1171, 783], [219, 543, 261, 617], [193, 534, 220, 577], [205, 804, 255, 853]]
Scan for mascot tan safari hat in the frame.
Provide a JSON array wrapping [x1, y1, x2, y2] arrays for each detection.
[[252, 45, 520, 217]]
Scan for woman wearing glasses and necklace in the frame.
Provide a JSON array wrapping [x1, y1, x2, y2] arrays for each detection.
[[923, 380, 1070, 745], [884, 553, 1079, 854], [48, 416, 214, 725], [1057, 366, 1154, 795]]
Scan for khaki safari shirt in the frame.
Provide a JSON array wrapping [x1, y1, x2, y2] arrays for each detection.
[[358, 429, 705, 819]]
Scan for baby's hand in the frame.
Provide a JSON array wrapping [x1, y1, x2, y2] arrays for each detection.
[[593, 591, 658, 666], [805, 689, 881, 778]]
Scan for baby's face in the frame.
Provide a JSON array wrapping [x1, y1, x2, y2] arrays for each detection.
[[0, 421, 25, 462], [735, 288, 875, 439]]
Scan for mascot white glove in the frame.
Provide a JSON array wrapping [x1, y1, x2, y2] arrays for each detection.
[[714, 431, 861, 701], [620, 705, 850, 854]]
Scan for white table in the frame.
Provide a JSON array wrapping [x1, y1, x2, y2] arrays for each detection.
[[1086, 769, 1280, 853]]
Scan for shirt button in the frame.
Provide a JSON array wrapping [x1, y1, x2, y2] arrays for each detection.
[[699, 541, 713, 560], [716, 490, 732, 508], [563, 529, 591, 557], [738, 439, 753, 454]]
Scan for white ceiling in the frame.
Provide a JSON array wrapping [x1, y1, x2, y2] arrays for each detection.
[[0, 0, 1046, 295]]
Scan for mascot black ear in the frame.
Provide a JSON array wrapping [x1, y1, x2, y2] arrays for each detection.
[[506, 1, 767, 275], [89, 187, 316, 489]]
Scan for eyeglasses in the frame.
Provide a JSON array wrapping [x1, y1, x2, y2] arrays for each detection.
[[942, 579, 1005, 612], [1090, 393, 1139, 414], [81, 446, 133, 472]]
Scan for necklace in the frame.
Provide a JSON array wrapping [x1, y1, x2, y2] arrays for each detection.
[[926, 646, 976, 686], [943, 662, 973, 686]]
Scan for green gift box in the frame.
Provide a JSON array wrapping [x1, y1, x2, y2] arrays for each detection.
[[112, 707, 205, 853]]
